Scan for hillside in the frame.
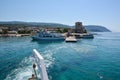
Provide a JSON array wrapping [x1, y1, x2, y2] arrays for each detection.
[[0, 21, 71, 28], [0, 21, 111, 32], [84, 25, 111, 32]]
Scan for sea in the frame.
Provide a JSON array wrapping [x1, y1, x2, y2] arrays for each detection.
[[0, 32, 120, 80]]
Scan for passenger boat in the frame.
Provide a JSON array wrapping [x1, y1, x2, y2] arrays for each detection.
[[32, 30, 65, 41], [82, 34, 94, 39]]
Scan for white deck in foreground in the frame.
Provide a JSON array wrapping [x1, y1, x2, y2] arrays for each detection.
[[33, 49, 49, 80]]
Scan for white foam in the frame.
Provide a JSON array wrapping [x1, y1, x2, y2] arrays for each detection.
[[42, 44, 67, 67], [4, 57, 35, 80], [97, 73, 103, 79], [4, 50, 55, 80]]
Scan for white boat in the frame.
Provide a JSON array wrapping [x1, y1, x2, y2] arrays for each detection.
[[65, 36, 77, 42]]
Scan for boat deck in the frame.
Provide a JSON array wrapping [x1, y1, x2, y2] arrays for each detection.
[[65, 36, 77, 42]]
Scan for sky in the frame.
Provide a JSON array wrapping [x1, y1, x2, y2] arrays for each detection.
[[0, 0, 120, 32]]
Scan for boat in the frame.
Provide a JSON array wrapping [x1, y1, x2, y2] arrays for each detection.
[[32, 30, 65, 41], [65, 36, 77, 42], [82, 34, 94, 39]]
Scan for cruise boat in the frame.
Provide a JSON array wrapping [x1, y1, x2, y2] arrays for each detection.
[[32, 30, 65, 41]]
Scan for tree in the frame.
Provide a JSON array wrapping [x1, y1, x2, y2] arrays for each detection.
[[56, 28, 62, 33], [63, 28, 68, 32], [2, 29, 8, 34], [18, 30, 31, 34], [83, 29, 87, 33]]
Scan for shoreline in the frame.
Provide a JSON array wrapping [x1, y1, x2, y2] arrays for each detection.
[[0, 34, 31, 37]]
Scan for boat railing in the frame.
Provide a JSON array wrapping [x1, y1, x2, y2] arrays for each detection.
[[33, 49, 49, 80]]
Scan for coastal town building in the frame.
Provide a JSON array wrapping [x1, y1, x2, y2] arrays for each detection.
[[8, 31, 18, 34], [0, 29, 2, 33]]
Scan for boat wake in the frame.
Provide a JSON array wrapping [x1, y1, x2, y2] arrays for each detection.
[[4, 45, 61, 80], [4, 57, 34, 80]]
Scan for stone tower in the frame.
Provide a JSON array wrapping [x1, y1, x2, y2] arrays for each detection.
[[75, 22, 84, 33]]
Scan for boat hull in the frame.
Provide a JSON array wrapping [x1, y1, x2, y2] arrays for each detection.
[[83, 34, 94, 39], [32, 36, 65, 41]]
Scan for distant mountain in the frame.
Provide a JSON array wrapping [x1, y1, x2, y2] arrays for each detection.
[[0, 21, 111, 32], [84, 25, 111, 32], [0, 21, 71, 28]]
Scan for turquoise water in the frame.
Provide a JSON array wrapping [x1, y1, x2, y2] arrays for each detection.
[[0, 32, 120, 80]]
